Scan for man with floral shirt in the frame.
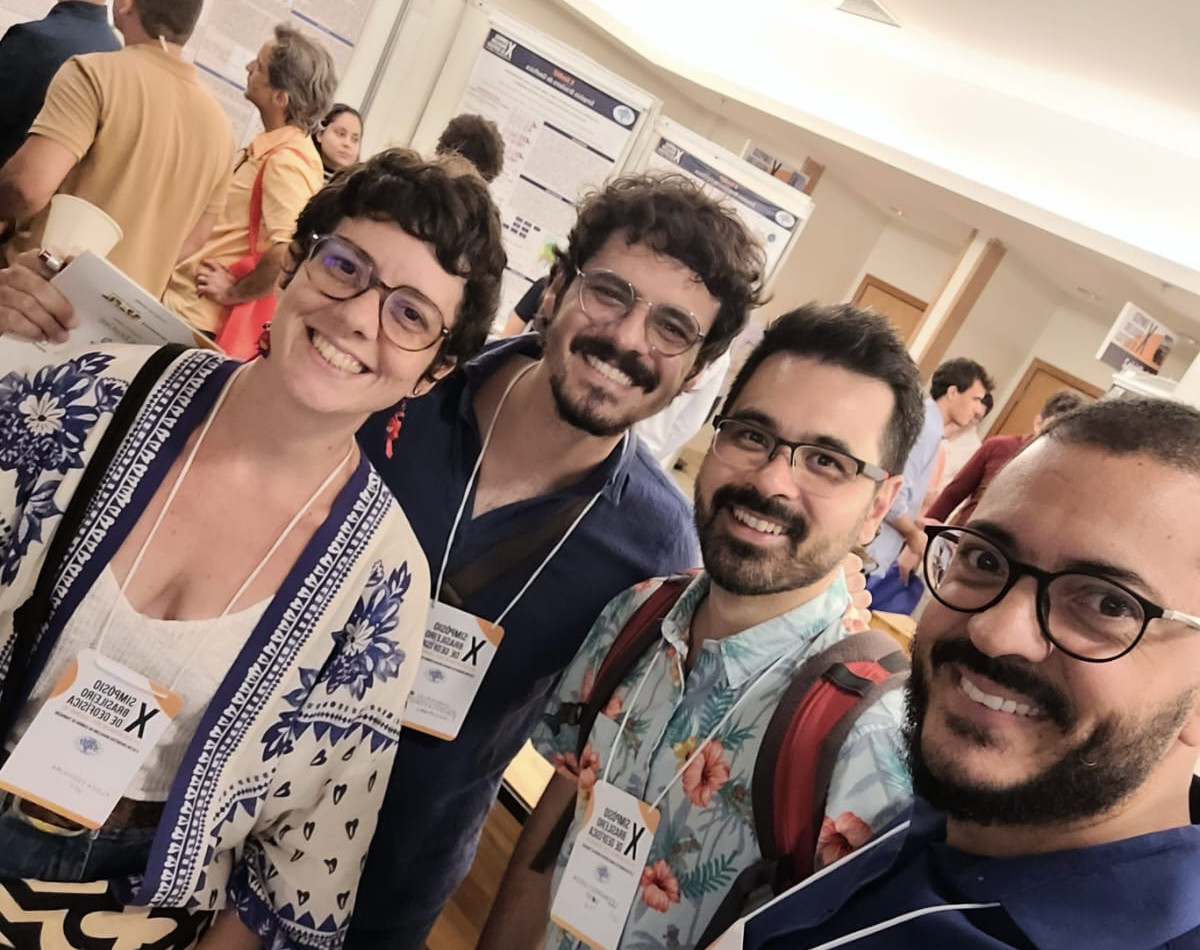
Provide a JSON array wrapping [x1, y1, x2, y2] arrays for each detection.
[[478, 304, 927, 950]]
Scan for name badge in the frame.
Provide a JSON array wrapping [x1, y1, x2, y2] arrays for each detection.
[[549, 780, 661, 950], [401, 600, 503, 741], [0, 649, 180, 828]]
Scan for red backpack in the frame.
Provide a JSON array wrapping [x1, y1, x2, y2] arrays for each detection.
[[532, 576, 909, 947]]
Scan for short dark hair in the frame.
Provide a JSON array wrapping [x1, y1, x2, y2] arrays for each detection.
[[134, 0, 202, 43], [555, 173, 766, 375], [288, 148, 506, 381], [1039, 397, 1200, 475], [268, 24, 337, 131], [722, 304, 926, 474], [320, 103, 362, 129], [930, 357, 993, 400], [1039, 390, 1086, 421], [435, 114, 505, 183], [981, 391, 994, 417]]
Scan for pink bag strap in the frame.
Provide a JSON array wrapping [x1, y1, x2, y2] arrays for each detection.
[[246, 144, 317, 254]]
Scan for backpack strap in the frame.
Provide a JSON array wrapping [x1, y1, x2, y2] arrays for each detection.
[[694, 630, 909, 950], [530, 575, 693, 873], [0, 344, 189, 746]]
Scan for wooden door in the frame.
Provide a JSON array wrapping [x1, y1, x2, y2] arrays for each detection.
[[989, 359, 1104, 438], [852, 275, 927, 343]]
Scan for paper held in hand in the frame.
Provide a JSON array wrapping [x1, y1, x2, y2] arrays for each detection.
[[0, 252, 214, 372]]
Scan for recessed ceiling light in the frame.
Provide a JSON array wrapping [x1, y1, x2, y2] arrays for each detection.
[[887, 205, 905, 216], [836, 0, 901, 28]]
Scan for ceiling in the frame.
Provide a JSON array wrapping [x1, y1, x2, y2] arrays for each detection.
[[561, 0, 1200, 335]]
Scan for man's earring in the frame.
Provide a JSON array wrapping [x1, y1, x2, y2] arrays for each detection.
[[256, 323, 272, 359], [384, 399, 407, 459]]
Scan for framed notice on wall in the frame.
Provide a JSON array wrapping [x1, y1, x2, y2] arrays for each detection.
[[412, 4, 659, 327]]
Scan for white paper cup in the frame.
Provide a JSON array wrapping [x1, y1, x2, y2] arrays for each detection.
[[41, 194, 123, 258]]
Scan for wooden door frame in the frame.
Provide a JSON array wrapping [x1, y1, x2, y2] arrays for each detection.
[[988, 358, 1105, 438], [851, 275, 928, 343]]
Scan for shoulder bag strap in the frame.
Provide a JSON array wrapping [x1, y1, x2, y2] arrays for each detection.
[[0, 344, 189, 745]]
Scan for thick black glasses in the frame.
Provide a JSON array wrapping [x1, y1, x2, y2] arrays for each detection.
[[923, 524, 1200, 662], [574, 267, 704, 356], [710, 415, 889, 495], [304, 234, 449, 352]]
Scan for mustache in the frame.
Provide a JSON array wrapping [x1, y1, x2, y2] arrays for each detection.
[[929, 636, 1074, 730], [708, 484, 809, 541], [569, 334, 658, 392]]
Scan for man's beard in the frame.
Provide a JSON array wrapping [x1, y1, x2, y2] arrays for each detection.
[[693, 484, 862, 596], [548, 333, 661, 438], [904, 636, 1193, 827]]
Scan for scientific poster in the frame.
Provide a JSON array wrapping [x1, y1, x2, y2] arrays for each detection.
[[443, 13, 656, 324], [642, 118, 812, 285]]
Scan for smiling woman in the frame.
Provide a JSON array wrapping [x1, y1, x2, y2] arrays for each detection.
[[0, 149, 505, 950]]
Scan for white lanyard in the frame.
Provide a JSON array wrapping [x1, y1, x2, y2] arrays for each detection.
[[433, 362, 622, 626], [603, 633, 800, 811], [94, 365, 354, 690]]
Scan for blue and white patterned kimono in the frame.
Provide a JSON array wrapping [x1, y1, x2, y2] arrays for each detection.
[[0, 345, 429, 949]]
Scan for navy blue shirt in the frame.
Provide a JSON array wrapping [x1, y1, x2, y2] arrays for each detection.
[[742, 799, 1200, 950], [348, 336, 700, 949], [0, 2, 120, 165]]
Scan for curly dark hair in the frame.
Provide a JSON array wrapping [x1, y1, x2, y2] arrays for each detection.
[[553, 173, 766, 375], [286, 148, 506, 381], [435, 114, 505, 183], [723, 303, 926, 474], [930, 357, 994, 400]]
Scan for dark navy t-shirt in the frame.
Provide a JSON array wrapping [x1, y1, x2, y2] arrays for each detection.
[[0, 2, 120, 164], [348, 337, 699, 948]]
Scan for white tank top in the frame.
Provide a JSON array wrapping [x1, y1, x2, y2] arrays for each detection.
[[9, 567, 268, 801]]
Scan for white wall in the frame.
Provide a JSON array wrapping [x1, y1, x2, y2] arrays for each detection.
[[845, 220, 960, 305]]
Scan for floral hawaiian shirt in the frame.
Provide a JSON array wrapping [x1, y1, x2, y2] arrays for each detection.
[[532, 573, 913, 950]]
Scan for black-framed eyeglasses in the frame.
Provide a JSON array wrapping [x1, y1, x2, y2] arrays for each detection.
[[303, 234, 449, 352], [923, 524, 1200, 663], [573, 267, 705, 356], [710, 415, 890, 495]]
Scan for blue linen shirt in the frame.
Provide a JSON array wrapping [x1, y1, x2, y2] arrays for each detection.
[[0, 2, 120, 164], [347, 336, 700, 949], [867, 395, 944, 576], [738, 799, 1200, 950], [534, 573, 912, 950]]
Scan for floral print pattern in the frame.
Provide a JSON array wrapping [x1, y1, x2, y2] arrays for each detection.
[[817, 811, 874, 868], [326, 560, 412, 700], [535, 574, 913, 950], [0, 353, 124, 583]]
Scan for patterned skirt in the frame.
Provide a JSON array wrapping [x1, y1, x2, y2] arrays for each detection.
[[0, 880, 211, 950]]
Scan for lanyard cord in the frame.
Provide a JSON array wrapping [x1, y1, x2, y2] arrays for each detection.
[[95, 364, 354, 690], [434, 362, 621, 626], [601, 627, 800, 811]]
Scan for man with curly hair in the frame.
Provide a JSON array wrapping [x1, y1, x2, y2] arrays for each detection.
[[347, 173, 767, 950]]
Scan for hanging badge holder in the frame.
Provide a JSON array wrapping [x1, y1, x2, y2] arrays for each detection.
[[402, 600, 503, 741], [549, 780, 661, 950], [0, 648, 179, 828]]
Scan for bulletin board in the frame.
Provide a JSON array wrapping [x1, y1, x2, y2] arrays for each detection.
[[411, 2, 660, 327], [637, 117, 813, 290]]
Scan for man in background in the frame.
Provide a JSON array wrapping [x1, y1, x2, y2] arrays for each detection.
[[164, 23, 334, 334], [0, 0, 120, 165], [0, 0, 232, 296], [435, 112, 505, 183], [867, 356, 992, 585], [927, 389, 1084, 525]]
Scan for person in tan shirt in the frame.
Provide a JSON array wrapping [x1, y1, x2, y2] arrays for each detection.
[[0, 0, 233, 297], [163, 24, 335, 335]]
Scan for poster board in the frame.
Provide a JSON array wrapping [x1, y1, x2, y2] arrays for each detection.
[[638, 117, 813, 289], [0, 0, 380, 146], [411, 3, 660, 328], [1096, 301, 1176, 375]]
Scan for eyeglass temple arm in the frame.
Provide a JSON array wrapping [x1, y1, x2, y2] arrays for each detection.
[[1163, 609, 1200, 631]]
